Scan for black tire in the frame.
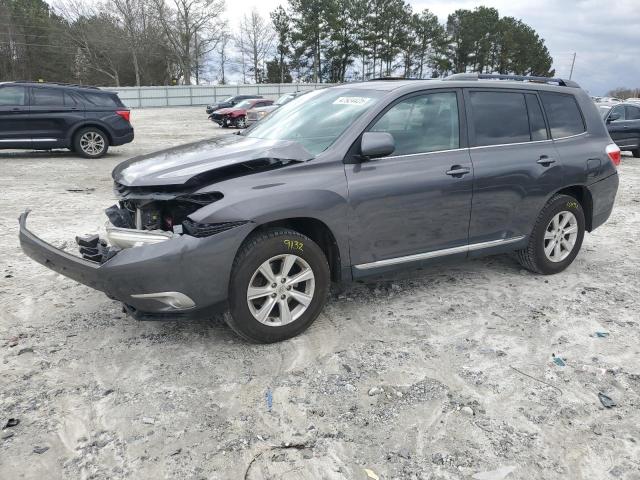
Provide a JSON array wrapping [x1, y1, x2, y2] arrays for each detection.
[[631, 148, 640, 158], [516, 194, 586, 275], [73, 127, 109, 158], [226, 228, 330, 343]]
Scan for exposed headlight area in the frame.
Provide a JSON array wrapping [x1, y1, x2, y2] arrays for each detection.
[[75, 188, 245, 262]]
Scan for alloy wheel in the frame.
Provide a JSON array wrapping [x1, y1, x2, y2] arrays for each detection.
[[246, 254, 315, 327], [544, 211, 578, 262], [79, 131, 105, 156]]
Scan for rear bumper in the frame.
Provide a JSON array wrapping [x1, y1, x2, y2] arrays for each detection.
[[111, 130, 134, 146], [587, 172, 619, 231], [19, 210, 252, 318]]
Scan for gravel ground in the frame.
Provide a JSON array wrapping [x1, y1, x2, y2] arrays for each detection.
[[1, 107, 639, 480]]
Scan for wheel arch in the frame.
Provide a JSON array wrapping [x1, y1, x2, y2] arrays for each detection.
[[69, 122, 113, 145], [243, 217, 344, 282], [553, 185, 594, 231]]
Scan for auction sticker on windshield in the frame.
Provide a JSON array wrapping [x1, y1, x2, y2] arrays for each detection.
[[333, 96, 372, 106]]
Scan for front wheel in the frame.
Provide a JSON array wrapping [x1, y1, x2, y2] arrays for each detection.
[[516, 194, 585, 274], [631, 148, 639, 158], [226, 228, 330, 343]]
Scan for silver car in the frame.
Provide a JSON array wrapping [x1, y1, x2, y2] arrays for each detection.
[[246, 92, 303, 126]]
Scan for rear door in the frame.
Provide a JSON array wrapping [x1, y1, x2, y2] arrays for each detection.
[[0, 85, 31, 148], [465, 89, 563, 246], [29, 86, 84, 147]]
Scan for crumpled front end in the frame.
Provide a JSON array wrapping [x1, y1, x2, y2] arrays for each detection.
[[18, 206, 254, 319]]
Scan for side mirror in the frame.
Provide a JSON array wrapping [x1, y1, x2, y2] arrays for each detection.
[[360, 132, 395, 159], [608, 112, 621, 123]]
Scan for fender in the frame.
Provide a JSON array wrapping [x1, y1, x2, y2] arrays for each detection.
[[188, 163, 352, 269], [66, 120, 114, 144]]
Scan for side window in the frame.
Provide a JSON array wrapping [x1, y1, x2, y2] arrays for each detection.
[[540, 92, 586, 138], [469, 91, 530, 146], [0, 86, 27, 106], [370, 92, 459, 156], [626, 106, 640, 120], [610, 105, 626, 121], [32, 87, 64, 107], [525, 94, 548, 141]]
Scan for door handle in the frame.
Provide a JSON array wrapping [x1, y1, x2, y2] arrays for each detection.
[[446, 166, 471, 177], [537, 155, 556, 166]]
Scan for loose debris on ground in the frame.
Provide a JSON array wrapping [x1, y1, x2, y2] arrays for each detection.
[[1, 108, 639, 479]]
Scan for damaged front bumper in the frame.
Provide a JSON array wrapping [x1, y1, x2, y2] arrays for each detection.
[[18, 210, 253, 319]]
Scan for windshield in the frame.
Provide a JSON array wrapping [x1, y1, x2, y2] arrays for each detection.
[[235, 100, 254, 109], [222, 96, 234, 103], [275, 93, 295, 105], [599, 106, 612, 119], [245, 88, 385, 156]]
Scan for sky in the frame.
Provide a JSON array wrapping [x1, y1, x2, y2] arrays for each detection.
[[224, 0, 640, 95]]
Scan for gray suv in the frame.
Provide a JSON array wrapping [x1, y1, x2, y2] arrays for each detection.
[[19, 74, 620, 343]]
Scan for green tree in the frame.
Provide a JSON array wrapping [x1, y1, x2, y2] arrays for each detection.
[[288, 0, 325, 82], [271, 5, 291, 83], [266, 57, 292, 83]]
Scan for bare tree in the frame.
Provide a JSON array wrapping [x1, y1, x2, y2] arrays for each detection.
[[56, 0, 129, 86], [152, 0, 225, 85], [109, 0, 148, 86], [236, 9, 275, 83], [216, 31, 231, 84]]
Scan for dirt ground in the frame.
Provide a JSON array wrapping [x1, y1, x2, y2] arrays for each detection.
[[1, 107, 639, 480]]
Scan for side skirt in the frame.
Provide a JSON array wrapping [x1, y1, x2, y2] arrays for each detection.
[[352, 236, 526, 275]]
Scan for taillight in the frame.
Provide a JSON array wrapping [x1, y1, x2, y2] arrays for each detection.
[[116, 110, 130, 122], [606, 143, 621, 167]]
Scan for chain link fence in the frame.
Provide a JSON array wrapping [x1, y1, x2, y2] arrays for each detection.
[[108, 83, 335, 108]]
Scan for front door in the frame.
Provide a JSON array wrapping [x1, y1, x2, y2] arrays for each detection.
[[345, 90, 473, 272], [0, 85, 31, 148]]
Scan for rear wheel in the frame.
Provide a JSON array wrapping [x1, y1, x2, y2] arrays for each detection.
[[226, 228, 330, 343], [516, 194, 585, 275], [74, 127, 109, 158]]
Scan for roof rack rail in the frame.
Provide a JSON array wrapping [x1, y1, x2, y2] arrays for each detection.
[[368, 76, 436, 81], [12, 80, 102, 90], [445, 73, 580, 88]]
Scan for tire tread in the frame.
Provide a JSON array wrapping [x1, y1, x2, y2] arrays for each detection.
[[226, 227, 328, 343], [516, 194, 573, 274]]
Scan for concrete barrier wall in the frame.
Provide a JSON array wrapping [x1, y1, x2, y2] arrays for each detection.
[[106, 83, 336, 108]]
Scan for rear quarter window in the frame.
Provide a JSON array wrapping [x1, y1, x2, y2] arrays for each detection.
[[540, 92, 586, 138], [81, 92, 121, 108]]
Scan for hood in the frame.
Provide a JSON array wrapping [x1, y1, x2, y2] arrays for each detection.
[[112, 135, 314, 187], [214, 107, 234, 115]]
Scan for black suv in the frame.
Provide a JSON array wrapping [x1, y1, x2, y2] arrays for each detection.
[[0, 82, 133, 158], [205, 95, 263, 115]]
